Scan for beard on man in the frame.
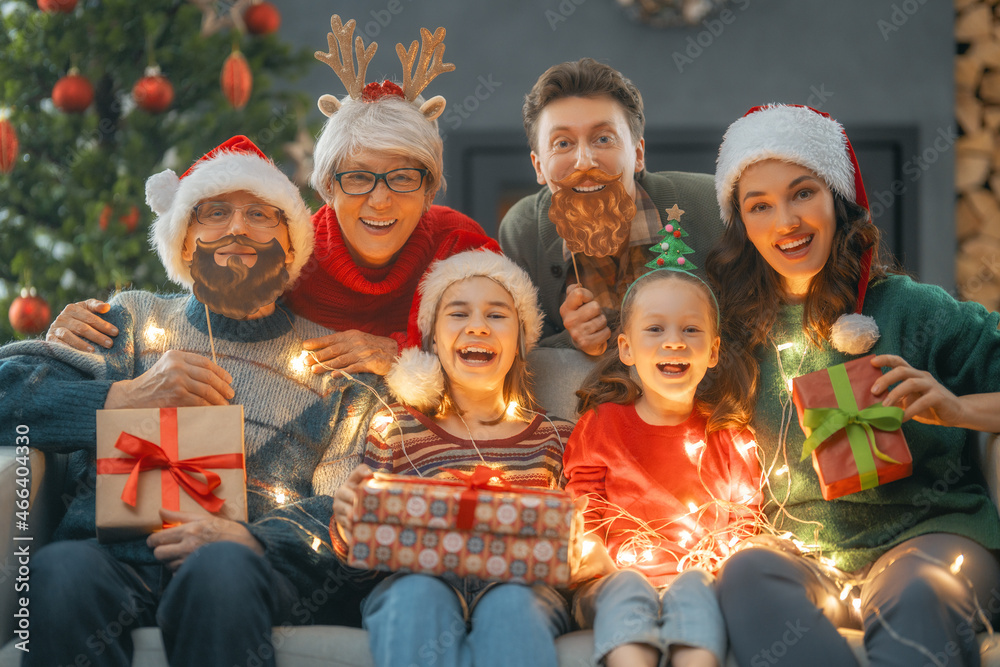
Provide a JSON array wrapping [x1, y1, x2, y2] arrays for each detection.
[[550, 167, 637, 258], [188, 234, 289, 319]]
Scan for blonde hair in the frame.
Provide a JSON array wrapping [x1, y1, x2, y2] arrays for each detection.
[[310, 94, 445, 202]]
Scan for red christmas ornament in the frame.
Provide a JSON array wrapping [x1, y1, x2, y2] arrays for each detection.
[[0, 118, 18, 174], [52, 69, 94, 113], [99, 204, 112, 231], [9, 287, 51, 336], [133, 67, 174, 114], [673, 230, 682, 238], [37, 0, 76, 12], [119, 205, 140, 233], [656, 257, 665, 267], [221, 49, 253, 110], [244, 1, 281, 35]]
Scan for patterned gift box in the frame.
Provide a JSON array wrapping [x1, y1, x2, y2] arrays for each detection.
[[792, 355, 912, 500], [348, 468, 581, 587]]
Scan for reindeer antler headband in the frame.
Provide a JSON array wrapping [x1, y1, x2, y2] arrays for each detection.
[[315, 15, 455, 122]]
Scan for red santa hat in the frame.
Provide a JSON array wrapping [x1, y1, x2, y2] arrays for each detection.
[[715, 104, 878, 355], [386, 250, 543, 412], [146, 135, 314, 290]]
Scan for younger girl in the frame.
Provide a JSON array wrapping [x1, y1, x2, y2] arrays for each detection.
[[332, 250, 575, 667], [708, 104, 1000, 666], [564, 269, 760, 667]]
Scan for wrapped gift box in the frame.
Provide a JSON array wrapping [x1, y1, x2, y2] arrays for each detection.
[[96, 405, 247, 543], [792, 355, 912, 501], [348, 468, 581, 587]]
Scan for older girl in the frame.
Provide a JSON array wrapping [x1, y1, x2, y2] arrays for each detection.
[[708, 104, 1000, 666], [332, 250, 575, 667]]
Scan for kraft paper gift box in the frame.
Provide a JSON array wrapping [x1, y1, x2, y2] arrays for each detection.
[[96, 405, 247, 543], [347, 467, 581, 587], [791, 355, 912, 501]]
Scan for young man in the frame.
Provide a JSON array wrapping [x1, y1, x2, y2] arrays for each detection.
[[499, 59, 723, 355], [0, 137, 380, 667]]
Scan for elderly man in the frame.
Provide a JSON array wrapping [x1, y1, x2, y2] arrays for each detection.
[[0, 136, 379, 667], [499, 58, 723, 356]]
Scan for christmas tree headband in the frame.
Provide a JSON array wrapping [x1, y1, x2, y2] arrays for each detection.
[[621, 268, 721, 332], [314, 14, 455, 121]]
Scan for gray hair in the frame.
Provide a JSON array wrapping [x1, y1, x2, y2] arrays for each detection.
[[310, 94, 446, 202]]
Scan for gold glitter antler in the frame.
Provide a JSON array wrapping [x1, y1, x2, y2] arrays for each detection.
[[396, 27, 455, 103], [314, 15, 377, 116]]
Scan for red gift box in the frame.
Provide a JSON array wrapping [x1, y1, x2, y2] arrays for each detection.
[[95, 406, 247, 542], [791, 355, 912, 500], [347, 467, 582, 587]]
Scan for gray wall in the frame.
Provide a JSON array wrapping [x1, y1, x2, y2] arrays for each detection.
[[279, 0, 954, 287]]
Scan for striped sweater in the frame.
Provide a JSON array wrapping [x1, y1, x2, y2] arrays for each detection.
[[363, 404, 574, 489], [0, 291, 382, 594]]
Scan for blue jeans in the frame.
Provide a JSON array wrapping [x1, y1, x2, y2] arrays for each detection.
[[23, 539, 301, 667], [362, 572, 571, 667], [574, 568, 726, 666]]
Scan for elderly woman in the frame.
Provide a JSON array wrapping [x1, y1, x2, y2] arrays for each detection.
[[45, 15, 496, 376]]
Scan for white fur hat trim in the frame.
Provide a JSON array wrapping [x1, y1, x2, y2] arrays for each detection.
[[715, 104, 856, 225], [387, 250, 543, 411], [148, 147, 314, 290], [830, 312, 880, 355], [386, 347, 445, 412]]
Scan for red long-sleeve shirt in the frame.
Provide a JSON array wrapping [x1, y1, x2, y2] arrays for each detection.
[[563, 402, 760, 585]]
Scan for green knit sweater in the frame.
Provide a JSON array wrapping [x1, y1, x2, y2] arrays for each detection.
[[756, 275, 1000, 571], [0, 291, 383, 594], [498, 171, 723, 348]]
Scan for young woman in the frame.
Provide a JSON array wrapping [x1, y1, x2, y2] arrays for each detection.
[[707, 104, 1000, 666], [331, 250, 575, 667], [565, 269, 759, 667]]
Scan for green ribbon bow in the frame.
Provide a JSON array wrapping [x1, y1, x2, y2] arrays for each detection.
[[799, 363, 905, 492]]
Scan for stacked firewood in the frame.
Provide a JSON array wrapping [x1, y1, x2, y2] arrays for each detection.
[[956, 0, 1000, 311]]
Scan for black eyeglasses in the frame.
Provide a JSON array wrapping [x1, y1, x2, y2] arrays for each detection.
[[333, 168, 429, 195], [192, 202, 284, 228]]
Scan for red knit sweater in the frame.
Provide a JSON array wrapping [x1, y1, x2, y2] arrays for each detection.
[[283, 204, 498, 348], [563, 403, 760, 585]]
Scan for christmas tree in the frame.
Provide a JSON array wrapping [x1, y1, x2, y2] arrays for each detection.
[[0, 0, 316, 342], [645, 204, 696, 270]]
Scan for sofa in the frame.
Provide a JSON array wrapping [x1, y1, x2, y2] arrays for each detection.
[[1, 347, 998, 667]]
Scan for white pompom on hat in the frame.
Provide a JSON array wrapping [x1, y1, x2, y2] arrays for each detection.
[[715, 104, 879, 355], [147, 135, 314, 290], [385, 250, 543, 412]]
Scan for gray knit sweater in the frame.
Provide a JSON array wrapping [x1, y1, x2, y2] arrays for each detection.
[[498, 171, 723, 347], [0, 291, 382, 594]]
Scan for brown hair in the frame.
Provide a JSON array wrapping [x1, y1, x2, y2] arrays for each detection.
[[522, 58, 644, 154], [574, 270, 744, 433], [706, 193, 899, 429]]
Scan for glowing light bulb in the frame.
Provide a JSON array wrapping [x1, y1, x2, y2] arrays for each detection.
[[728, 536, 740, 548], [739, 440, 757, 456], [951, 554, 964, 574], [290, 350, 311, 374], [852, 598, 861, 611], [775, 465, 788, 476], [582, 539, 596, 557], [679, 530, 692, 547], [311, 537, 321, 552], [684, 440, 706, 459], [144, 324, 165, 345], [786, 377, 794, 393], [641, 549, 653, 562], [505, 401, 519, 418], [274, 489, 286, 504], [840, 583, 853, 601], [776, 342, 795, 352], [687, 502, 698, 513], [617, 550, 637, 566], [372, 413, 395, 430]]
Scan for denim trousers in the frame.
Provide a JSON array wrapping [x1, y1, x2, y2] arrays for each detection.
[[361, 571, 572, 667], [23, 539, 301, 667], [717, 533, 1000, 667], [573, 568, 726, 666]]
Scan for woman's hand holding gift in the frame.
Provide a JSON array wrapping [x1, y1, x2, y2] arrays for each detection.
[[333, 464, 373, 543]]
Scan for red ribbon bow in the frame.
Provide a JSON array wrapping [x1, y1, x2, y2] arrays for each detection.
[[441, 466, 511, 530], [96, 408, 243, 515], [361, 80, 404, 103]]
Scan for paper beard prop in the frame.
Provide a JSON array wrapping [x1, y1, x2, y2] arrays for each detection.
[[549, 168, 637, 258], [189, 235, 289, 319]]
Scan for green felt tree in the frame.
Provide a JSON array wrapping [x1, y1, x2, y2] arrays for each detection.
[[645, 214, 696, 271], [0, 0, 317, 342]]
